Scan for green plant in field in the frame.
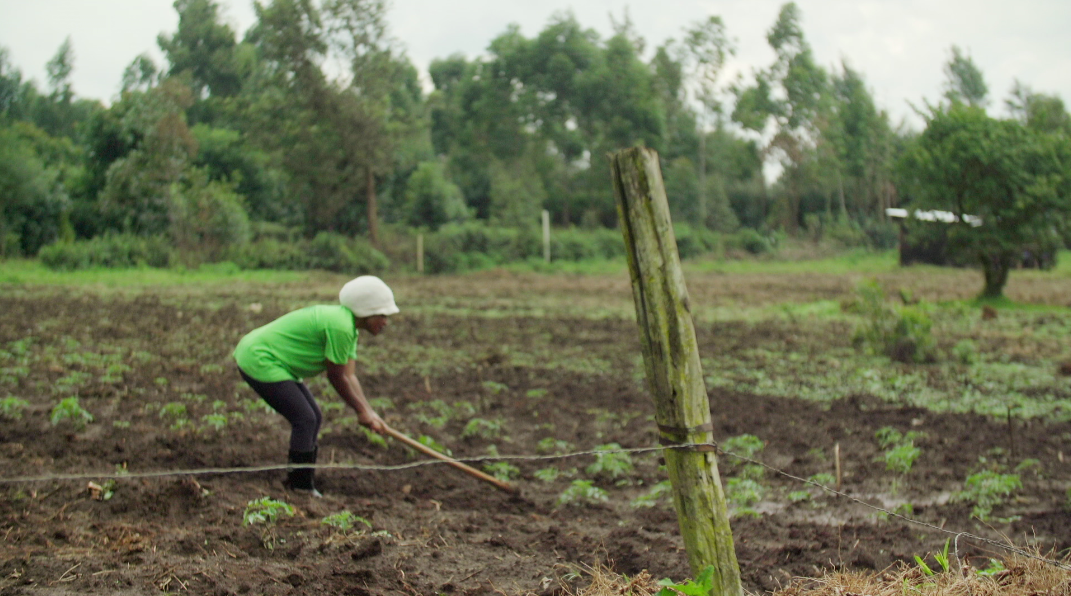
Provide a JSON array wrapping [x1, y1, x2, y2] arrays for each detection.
[[201, 413, 227, 431], [556, 480, 608, 507], [461, 417, 503, 440], [536, 437, 573, 454], [737, 464, 766, 480], [656, 565, 715, 596], [726, 477, 764, 511], [788, 490, 811, 503], [416, 435, 450, 456], [481, 380, 508, 394], [849, 279, 936, 363], [359, 426, 387, 448], [525, 388, 548, 399], [952, 339, 978, 365], [181, 392, 207, 403], [159, 402, 189, 429], [0, 396, 29, 420], [884, 443, 921, 475], [915, 539, 952, 576], [874, 427, 925, 450], [631, 480, 672, 508], [242, 497, 294, 526], [534, 466, 578, 483], [585, 444, 634, 479], [808, 473, 836, 487], [409, 399, 475, 428], [874, 427, 924, 477], [368, 397, 394, 411], [321, 511, 372, 532], [975, 559, 1006, 577], [1014, 458, 1041, 476], [112, 420, 131, 429], [721, 434, 764, 459], [50, 397, 93, 430], [154, 377, 169, 386], [956, 471, 1022, 521], [483, 462, 519, 482], [321, 402, 345, 413]]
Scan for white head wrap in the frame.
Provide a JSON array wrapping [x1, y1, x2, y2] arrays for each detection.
[[339, 276, 400, 318]]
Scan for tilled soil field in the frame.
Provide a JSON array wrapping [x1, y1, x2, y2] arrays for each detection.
[[1, 272, 1069, 595]]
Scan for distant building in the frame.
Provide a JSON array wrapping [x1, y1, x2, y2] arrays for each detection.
[[885, 208, 1055, 269]]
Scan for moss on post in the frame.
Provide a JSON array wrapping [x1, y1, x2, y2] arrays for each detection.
[[609, 146, 742, 596]]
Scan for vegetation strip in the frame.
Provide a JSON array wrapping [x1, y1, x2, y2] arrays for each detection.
[[4, 441, 1068, 574]]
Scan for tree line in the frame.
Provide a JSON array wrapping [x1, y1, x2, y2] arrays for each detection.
[[2, 0, 1069, 291]]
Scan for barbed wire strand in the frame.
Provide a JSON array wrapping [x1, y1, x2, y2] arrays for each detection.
[[1, 441, 1068, 572]]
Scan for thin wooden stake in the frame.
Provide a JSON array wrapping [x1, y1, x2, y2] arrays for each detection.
[[834, 443, 842, 492], [610, 146, 742, 595], [542, 210, 551, 263]]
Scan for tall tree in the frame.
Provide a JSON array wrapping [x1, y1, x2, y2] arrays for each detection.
[[943, 45, 988, 108], [679, 15, 734, 228], [158, 0, 243, 98], [898, 105, 1071, 298], [1006, 81, 1071, 136], [732, 2, 828, 233]]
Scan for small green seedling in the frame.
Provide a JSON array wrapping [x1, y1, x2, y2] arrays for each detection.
[[631, 480, 672, 508], [416, 435, 450, 456], [50, 397, 93, 430], [956, 471, 1021, 521], [788, 491, 811, 503], [726, 478, 764, 509], [656, 565, 715, 596], [242, 497, 295, 526], [461, 418, 503, 440], [201, 413, 228, 431], [721, 434, 764, 459], [556, 480, 608, 507], [482, 462, 520, 482], [536, 437, 572, 454], [0, 396, 29, 420], [585, 444, 634, 479], [321, 511, 372, 532], [884, 443, 921, 475]]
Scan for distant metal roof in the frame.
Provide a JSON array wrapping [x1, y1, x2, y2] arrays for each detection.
[[886, 208, 983, 227]]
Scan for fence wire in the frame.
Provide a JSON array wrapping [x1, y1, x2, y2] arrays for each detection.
[[1, 440, 1068, 572]]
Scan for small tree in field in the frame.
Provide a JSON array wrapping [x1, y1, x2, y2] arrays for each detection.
[[899, 104, 1071, 299]]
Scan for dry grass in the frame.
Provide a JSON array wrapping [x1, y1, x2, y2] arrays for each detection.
[[560, 551, 1071, 596]]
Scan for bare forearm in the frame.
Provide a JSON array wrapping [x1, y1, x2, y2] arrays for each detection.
[[326, 359, 386, 433]]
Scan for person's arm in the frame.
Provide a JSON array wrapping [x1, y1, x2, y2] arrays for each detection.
[[326, 359, 387, 434]]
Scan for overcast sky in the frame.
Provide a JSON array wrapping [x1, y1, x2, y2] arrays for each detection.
[[2, 0, 1069, 130]]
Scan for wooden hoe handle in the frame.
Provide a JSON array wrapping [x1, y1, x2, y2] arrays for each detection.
[[382, 425, 518, 495]]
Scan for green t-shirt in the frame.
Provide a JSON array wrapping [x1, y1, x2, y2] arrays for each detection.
[[234, 305, 358, 382]]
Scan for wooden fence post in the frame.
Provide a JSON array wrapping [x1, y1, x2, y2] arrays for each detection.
[[609, 146, 742, 595]]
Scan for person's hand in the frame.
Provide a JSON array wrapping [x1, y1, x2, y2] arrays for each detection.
[[358, 410, 388, 435]]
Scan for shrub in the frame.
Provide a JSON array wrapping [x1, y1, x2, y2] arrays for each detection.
[[850, 279, 936, 363], [672, 224, 720, 259], [225, 232, 389, 273], [39, 233, 172, 270], [726, 228, 773, 255]]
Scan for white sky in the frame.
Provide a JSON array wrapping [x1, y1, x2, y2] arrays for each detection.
[[1, 0, 1069, 131]]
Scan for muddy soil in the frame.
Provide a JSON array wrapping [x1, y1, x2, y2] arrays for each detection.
[[0, 288, 1068, 595]]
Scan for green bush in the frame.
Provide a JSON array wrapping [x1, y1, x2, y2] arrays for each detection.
[[726, 228, 772, 255], [39, 233, 173, 270], [850, 279, 936, 363], [226, 232, 389, 273], [673, 224, 721, 259]]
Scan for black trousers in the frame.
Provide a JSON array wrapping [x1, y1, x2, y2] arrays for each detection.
[[239, 368, 322, 453]]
